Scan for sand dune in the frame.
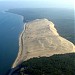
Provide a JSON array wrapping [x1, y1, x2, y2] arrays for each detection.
[[12, 19, 75, 68]]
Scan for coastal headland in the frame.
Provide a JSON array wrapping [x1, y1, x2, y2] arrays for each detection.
[[12, 19, 75, 68]]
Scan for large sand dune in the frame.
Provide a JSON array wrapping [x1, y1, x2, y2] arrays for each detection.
[[12, 19, 75, 68]]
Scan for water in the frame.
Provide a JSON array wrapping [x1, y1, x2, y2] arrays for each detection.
[[0, 12, 24, 75], [0, 8, 74, 75]]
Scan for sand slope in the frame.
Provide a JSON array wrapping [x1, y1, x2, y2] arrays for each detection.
[[12, 19, 75, 68]]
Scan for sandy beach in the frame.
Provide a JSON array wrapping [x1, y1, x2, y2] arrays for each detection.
[[12, 23, 26, 68]]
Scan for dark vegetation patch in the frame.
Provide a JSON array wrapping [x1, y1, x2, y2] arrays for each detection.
[[9, 53, 75, 75]]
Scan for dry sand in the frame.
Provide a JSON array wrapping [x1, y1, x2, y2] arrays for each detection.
[[12, 19, 75, 68]]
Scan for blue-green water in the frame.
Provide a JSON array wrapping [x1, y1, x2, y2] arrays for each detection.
[[0, 12, 24, 75], [0, 8, 74, 75]]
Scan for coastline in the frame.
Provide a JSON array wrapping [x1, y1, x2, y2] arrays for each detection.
[[12, 23, 26, 68], [5, 10, 25, 68]]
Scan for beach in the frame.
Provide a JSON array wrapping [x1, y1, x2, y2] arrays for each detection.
[[12, 23, 26, 68]]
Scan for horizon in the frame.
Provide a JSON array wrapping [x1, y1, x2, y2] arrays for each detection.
[[0, 0, 74, 11]]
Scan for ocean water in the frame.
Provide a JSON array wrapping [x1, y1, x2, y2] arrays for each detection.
[[0, 8, 74, 75], [0, 12, 24, 75]]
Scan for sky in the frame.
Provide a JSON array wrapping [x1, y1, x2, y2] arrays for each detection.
[[0, 0, 74, 10]]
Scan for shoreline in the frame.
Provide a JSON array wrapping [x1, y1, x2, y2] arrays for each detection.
[[5, 10, 25, 68], [12, 23, 26, 68]]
